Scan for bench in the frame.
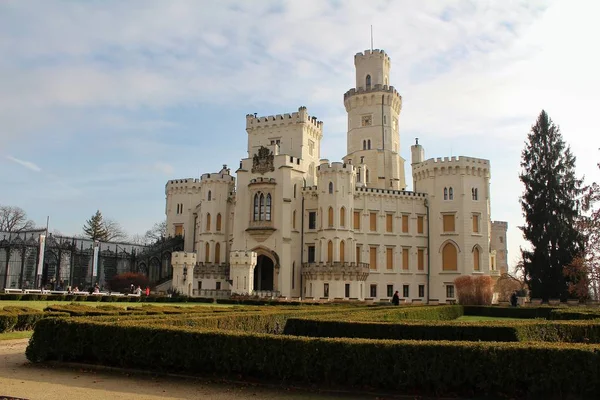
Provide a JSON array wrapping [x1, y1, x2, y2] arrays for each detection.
[[3, 288, 23, 294]]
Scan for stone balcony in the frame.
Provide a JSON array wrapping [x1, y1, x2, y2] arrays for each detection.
[[246, 220, 276, 242], [193, 263, 230, 279], [302, 262, 370, 281]]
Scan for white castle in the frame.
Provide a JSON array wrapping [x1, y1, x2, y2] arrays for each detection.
[[166, 49, 508, 303]]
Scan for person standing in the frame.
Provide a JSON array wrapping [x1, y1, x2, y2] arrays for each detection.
[[392, 290, 400, 306]]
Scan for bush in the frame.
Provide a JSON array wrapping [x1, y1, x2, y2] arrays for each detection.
[[340, 305, 464, 322], [549, 308, 600, 320], [454, 276, 493, 305], [0, 293, 23, 300], [25, 317, 600, 398], [463, 306, 555, 319]]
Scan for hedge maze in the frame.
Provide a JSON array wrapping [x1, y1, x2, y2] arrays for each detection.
[[16, 303, 600, 398]]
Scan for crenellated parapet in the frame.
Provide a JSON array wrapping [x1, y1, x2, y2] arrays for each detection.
[[413, 156, 491, 181], [229, 250, 257, 267], [317, 161, 356, 175], [344, 84, 402, 114], [165, 178, 202, 195], [171, 251, 197, 266], [354, 49, 391, 66], [245, 106, 323, 139], [200, 172, 235, 184], [302, 262, 371, 281], [355, 186, 427, 199]]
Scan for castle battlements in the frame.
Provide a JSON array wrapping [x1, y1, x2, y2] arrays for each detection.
[[413, 156, 490, 179], [165, 178, 202, 195], [245, 106, 323, 131], [356, 186, 428, 199], [354, 49, 391, 65], [249, 177, 276, 186], [317, 161, 356, 174], [491, 221, 508, 229], [343, 84, 400, 100], [171, 251, 197, 265], [229, 250, 257, 266], [200, 172, 235, 184]]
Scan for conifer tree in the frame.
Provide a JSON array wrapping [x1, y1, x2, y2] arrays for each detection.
[[520, 110, 584, 301], [83, 210, 109, 241]]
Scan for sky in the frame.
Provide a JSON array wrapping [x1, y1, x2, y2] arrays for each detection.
[[1, 0, 599, 271]]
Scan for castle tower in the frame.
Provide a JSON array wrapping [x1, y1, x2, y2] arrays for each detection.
[[171, 251, 197, 297], [490, 221, 508, 274], [343, 50, 405, 190]]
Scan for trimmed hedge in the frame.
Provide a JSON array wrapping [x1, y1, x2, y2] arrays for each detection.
[[26, 317, 600, 398], [284, 318, 600, 343], [0, 310, 69, 333], [549, 308, 600, 320], [320, 305, 464, 322], [463, 305, 555, 319]]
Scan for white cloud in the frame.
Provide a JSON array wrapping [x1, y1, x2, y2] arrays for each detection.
[[5, 155, 42, 172]]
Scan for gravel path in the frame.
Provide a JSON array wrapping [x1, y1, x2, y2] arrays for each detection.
[[0, 339, 387, 400]]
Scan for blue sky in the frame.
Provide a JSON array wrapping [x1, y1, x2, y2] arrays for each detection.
[[1, 0, 599, 270]]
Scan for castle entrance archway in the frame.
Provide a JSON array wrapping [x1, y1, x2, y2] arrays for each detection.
[[254, 255, 274, 291]]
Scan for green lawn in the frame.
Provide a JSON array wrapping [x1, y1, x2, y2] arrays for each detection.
[[0, 330, 33, 340], [0, 300, 233, 311], [456, 315, 524, 321]]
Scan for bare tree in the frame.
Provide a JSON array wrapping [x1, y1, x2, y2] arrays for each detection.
[[103, 218, 128, 242], [144, 220, 167, 243], [0, 205, 36, 232]]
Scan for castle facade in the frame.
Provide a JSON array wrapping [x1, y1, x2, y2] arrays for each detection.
[[166, 49, 508, 302]]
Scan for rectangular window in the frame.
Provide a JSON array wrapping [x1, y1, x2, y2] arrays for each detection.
[[447, 285, 455, 298], [386, 247, 394, 270], [174, 224, 183, 236], [402, 214, 409, 233], [324, 283, 329, 298], [353, 211, 361, 230], [370, 284, 377, 298], [345, 283, 350, 298], [307, 245, 316, 263], [418, 249, 425, 271], [403, 284, 409, 298], [443, 214, 455, 232], [356, 246, 361, 263], [308, 211, 316, 230], [402, 248, 409, 270], [472, 214, 479, 233], [387, 285, 393, 298], [369, 246, 377, 270], [308, 140, 315, 156], [216, 282, 221, 290], [418, 284, 425, 298], [417, 216, 424, 234], [370, 212, 377, 231], [386, 214, 393, 232]]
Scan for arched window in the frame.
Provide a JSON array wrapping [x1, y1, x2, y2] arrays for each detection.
[[216, 213, 222, 232], [366, 168, 370, 183], [265, 194, 272, 221], [259, 194, 265, 221], [327, 240, 333, 263], [383, 115, 387, 124], [357, 168, 361, 182], [340, 207, 346, 227], [205, 242, 210, 263], [328, 206, 334, 227], [366, 74, 371, 89], [442, 242, 458, 271], [292, 210, 296, 229], [472, 188, 478, 201], [253, 194, 259, 221], [208, 191, 212, 201], [329, 182, 333, 194], [340, 240, 345, 263], [368, 139, 371, 150], [319, 207, 323, 229], [449, 187, 454, 200], [206, 213, 211, 231], [363, 140, 366, 150], [473, 246, 480, 271], [294, 184, 297, 198], [215, 242, 221, 264], [444, 187, 448, 200]]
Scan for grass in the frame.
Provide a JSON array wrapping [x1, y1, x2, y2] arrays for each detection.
[[457, 315, 524, 321], [0, 300, 234, 311], [0, 330, 33, 340]]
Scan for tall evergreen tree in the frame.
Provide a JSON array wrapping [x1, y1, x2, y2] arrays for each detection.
[[520, 110, 584, 301], [83, 210, 109, 241]]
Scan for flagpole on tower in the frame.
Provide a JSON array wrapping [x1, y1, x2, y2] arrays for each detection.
[[370, 25, 373, 51]]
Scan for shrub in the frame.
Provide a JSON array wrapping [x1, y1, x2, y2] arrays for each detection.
[[25, 317, 600, 398], [455, 276, 493, 305], [494, 274, 526, 302], [549, 308, 600, 320], [463, 306, 555, 319]]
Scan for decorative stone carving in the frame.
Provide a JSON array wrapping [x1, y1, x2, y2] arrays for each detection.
[[252, 146, 275, 174]]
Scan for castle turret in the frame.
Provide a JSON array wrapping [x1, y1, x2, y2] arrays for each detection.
[[411, 138, 425, 191], [343, 50, 405, 191], [171, 251, 197, 296]]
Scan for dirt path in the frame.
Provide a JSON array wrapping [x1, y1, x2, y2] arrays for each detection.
[[0, 339, 390, 400]]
